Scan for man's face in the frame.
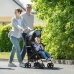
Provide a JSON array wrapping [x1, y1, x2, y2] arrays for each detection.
[[26, 5, 32, 12]]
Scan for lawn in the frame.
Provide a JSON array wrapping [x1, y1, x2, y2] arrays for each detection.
[[0, 52, 27, 59], [0, 52, 16, 58]]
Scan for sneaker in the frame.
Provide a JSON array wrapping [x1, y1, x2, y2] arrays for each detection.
[[31, 62, 34, 67], [19, 62, 25, 68], [8, 63, 17, 67]]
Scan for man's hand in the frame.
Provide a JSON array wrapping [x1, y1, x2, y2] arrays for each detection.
[[23, 28, 27, 32]]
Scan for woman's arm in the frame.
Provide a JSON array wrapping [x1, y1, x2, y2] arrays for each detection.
[[12, 18, 26, 32], [12, 18, 22, 30]]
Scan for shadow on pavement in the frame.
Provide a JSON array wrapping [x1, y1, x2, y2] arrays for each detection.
[[44, 67, 63, 70], [0, 68, 15, 70], [24, 67, 63, 70]]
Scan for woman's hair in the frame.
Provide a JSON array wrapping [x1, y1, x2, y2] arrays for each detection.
[[15, 8, 23, 14]]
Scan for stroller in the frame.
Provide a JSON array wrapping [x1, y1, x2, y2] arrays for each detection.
[[25, 30, 54, 69]]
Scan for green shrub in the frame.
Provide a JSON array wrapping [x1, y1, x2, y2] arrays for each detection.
[[32, 0, 74, 60], [0, 24, 12, 52], [34, 25, 43, 31], [0, 24, 3, 32]]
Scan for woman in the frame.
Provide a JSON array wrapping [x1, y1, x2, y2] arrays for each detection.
[[8, 8, 30, 67]]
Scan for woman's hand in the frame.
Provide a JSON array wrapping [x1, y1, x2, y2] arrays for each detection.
[[22, 28, 27, 32]]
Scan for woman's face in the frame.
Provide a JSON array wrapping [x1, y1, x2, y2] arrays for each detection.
[[15, 10, 20, 17]]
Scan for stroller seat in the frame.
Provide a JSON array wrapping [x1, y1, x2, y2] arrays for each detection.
[[27, 41, 44, 61]]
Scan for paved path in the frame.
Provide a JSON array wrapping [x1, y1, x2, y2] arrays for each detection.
[[0, 61, 74, 74]]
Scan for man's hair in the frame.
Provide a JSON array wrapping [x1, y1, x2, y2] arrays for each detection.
[[26, 4, 32, 8]]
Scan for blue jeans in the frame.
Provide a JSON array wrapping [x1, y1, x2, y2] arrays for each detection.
[[9, 36, 22, 63], [39, 51, 50, 59], [21, 33, 27, 60]]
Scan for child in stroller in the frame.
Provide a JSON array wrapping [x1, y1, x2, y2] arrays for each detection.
[[33, 37, 52, 61], [25, 30, 54, 69]]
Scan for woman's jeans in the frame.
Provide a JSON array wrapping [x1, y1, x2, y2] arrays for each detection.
[[9, 36, 22, 63], [39, 51, 50, 59], [21, 33, 27, 61]]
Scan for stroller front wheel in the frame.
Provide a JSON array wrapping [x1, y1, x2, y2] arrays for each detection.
[[40, 63, 45, 69], [47, 63, 54, 68], [34, 62, 45, 69], [25, 63, 31, 68]]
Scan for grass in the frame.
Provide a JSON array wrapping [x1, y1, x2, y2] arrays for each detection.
[[0, 52, 16, 58], [0, 52, 27, 59]]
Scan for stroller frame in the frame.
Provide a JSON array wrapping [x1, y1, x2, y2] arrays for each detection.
[[25, 30, 54, 69]]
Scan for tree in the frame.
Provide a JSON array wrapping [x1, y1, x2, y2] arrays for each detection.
[[31, 0, 74, 59]]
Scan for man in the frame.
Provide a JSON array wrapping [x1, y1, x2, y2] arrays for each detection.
[[21, 4, 34, 61]]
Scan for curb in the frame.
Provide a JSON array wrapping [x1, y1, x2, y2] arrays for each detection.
[[53, 60, 74, 65], [0, 58, 27, 62], [0, 58, 74, 65]]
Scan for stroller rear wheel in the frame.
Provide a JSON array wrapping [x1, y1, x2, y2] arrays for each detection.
[[25, 63, 31, 68], [47, 63, 54, 68], [40, 63, 45, 69], [34, 62, 45, 69], [34, 62, 40, 68]]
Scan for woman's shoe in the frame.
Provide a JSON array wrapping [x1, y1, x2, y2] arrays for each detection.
[[8, 63, 17, 67]]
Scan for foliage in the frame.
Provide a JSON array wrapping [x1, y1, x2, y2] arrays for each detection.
[[0, 24, 3, 32], [34, 25, 43, 30], [0, 24, 12, 52], [31, 0, 74, 59]]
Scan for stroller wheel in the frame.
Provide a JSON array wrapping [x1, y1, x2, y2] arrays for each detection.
[[40, 63, 45, 69], [34, 62, 41, 68], [28, 63, 31, 68], [25, 63, 31, 68], [25, 63, 28, 68], [47, 63, 54, 68], [34, 63, 37, 67]]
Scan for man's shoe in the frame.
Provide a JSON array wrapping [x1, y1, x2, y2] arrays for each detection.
[[19, 62, 25, 68]]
